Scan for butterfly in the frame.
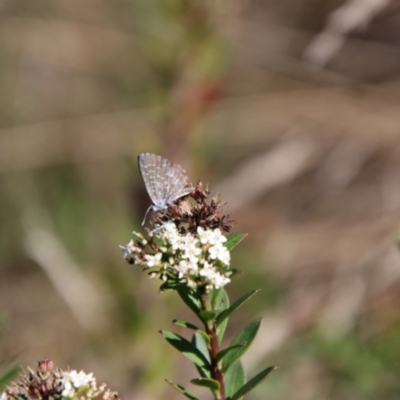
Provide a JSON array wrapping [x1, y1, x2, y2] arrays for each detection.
[[138, 153, 193, 224]]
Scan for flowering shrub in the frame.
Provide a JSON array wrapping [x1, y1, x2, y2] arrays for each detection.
[[0, 360, 118, 400], [120, 156, 277, 400]]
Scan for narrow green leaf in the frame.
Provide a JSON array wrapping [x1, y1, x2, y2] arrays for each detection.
[[160, 331, 210, 372], [173, 320, 210, 344], [217, 318, 228, 344], [199, 310, 217, 322], [0, 365, 20, 390], [216, 343, 246, 363], [222, 319, 261, 372], [173, 319, 200, 331], [225, 361, 245, 400], [231, 366, 278, 400], [190, 378, 220, 391], [216, 289, 260, 326], [211, 288, 229, 310], [210, 289, 229, 343], [166, 380, 200, 400], [159, 282, 171, 291], [177, 287, 201, 316], [159, 280, 179, 291], [225, 233, 247, 250], [192, 332, 211, 378]]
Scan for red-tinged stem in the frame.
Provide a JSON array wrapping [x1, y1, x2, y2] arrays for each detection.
[[200, 288, 226, 400]]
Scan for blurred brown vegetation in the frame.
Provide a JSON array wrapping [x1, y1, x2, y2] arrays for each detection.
[[1, 0, 400, 399]]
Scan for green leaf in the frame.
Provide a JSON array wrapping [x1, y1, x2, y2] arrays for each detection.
[[191, 332, 211, 378], [225, 233, 247, 251], [217, 318, 228, 344], [177, 287, 201, 316], [192, 332, 210, 360], [222, 319, 261, 372], [159, 280, 180, 291], [210, 289, 229, 343], [230, 366, 278, 400], [216, 344, 246, 363], [190, 378, 220, 391], [0, 365, 20, 390], [173, 320, 210, 344], [166, 380, 200, 400], [160, 331, 210, 374], [199, 310, 217, 322], [225, 361, 245, 400], [211, 288, 229, 310], [173, 319, 200, 331], [216, 289, 260, 326]]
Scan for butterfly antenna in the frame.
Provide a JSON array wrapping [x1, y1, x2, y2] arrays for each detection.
[[142, 205, 153, 226]]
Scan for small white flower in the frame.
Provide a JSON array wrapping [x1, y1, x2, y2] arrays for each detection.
[[197, 227, 214, 244], [180, 236, 201, 264], [61, 380, 74, 397], [212, 273, 230, 289], [119, 245, 129, 258], [175, 260, 198, 278], [208, 270, 230, 289], [198, 227, 227, 245], [199, 261, 214, 277], [1, 392, 8, 400], [66, 370, 96, 388], [144, 252, 162, 267], [198, 261, 230, 289], [103, 390, 118, 400], [163, 221, 178, 233], [160, 222, 179, 243], [208, 243, 230, 265], [119, 240, 138, 258], [158, 223, 185, 251]]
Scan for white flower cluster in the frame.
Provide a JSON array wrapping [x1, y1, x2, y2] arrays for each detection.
[[59, 369, 117, 400], [0, 368, 117, 400], [121, 222, 232, 290], [60, 370, 102, 398]]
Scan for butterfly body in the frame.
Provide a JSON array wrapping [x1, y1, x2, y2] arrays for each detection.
[[138, 153, 193, 216]]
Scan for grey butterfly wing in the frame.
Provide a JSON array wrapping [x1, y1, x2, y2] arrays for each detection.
[[138, 153, 166, 209], [161, 161, 193, 204], [138, 153, 193, 210]]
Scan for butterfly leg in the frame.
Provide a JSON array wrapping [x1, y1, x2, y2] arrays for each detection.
[[142, 205, 153, 226]]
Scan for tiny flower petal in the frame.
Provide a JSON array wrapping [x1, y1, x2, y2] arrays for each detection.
[[144, 252, 162, 268]]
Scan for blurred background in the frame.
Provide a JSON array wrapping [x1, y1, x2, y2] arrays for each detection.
[[1, 0, 400, 399]]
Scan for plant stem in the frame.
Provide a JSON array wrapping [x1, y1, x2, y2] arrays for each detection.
[[200, 288, 226, 400]]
